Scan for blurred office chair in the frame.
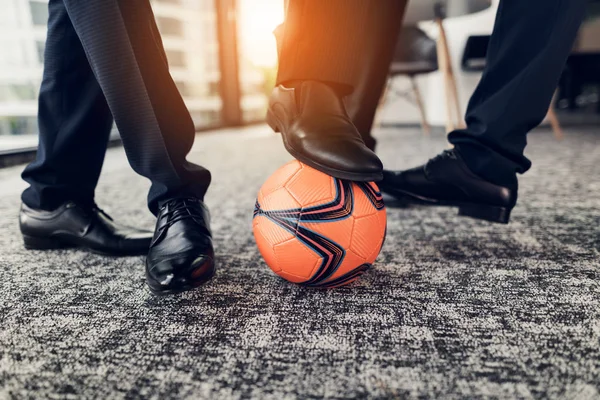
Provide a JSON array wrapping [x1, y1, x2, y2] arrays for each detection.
[[462, 35, 564, 140], [380, 26, 439, 135]]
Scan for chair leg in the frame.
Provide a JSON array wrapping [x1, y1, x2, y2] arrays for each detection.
[[436, 18, 456, 134], [547, 92, 564, 140], [436, 18, 465, 130], [445, 53, 464, 129], [410, 76, 431, 136], [447, 68, 465, 130]]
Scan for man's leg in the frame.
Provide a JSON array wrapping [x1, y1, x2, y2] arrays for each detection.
[[19, 0, 153, 257], [272, 18, 393, 152], [269, 0, 406, 181], [449, 0, 587, 188], [21, 0, 114, 211], [35, 0, 213, 294], [61, 0, 210, 215], [379, 0, 587, 224]]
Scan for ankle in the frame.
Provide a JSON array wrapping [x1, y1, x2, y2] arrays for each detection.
[[452, 147, 519, 190]]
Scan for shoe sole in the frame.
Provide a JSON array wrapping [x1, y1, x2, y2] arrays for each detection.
[[267, 109, 383, 182], [22, 234, 148, 257], [146, 258, 216, 296], [381, 187, 512, 224]]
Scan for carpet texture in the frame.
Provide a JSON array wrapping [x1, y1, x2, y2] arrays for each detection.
[[0, 126, 599, 399]]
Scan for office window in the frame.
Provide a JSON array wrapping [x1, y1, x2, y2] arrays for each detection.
[[190, 110, 220, 129], [205, 53, 219, 75], [174, 81, 188, 97], [0, 0, 224, 153], [204, 21, 216, 47], [237, 0, 284, 122], [0, 0, 19, 28], [200, 0, 214, 12], [29, 1, 49, 26], [0, 84, 37, 102], [36, 40, 45, 64], [0, 117, 38, 136], [157, 16, 184, 37], [0, 40, 26, 67], [166, 50, 186, 68], [208, 81, 220, 96]]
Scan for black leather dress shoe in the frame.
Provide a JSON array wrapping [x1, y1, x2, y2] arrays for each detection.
[[379, 150, 517, 224], [267, 81, 383, 181], [146, 197, 215, 295], [19, 202, 152, 255]]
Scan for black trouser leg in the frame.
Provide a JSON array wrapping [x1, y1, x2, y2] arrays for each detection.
[[448, 0, 587, 188], [22, 0, 114, 211], [276, 0, 406, 94], [60, 0, 210, 214]]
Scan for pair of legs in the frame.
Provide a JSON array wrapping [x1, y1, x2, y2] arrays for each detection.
[[276, 0, 587, 189], [20, 0, 214, 294], [21, 0, 209, 214], [22, 0, 587, 295]]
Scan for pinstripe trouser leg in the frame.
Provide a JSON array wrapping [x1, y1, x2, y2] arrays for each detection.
[[26, 0, 211, 214], [21, 0, 114, 211], [449, 0, 587, 187]]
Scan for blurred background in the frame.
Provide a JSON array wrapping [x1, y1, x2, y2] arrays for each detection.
[[0, 0, 284, 158], [1, 4, 599, 397], [0, 0, 599, 160]]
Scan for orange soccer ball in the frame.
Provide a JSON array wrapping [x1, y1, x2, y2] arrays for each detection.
[[253, 160, 387, 288]]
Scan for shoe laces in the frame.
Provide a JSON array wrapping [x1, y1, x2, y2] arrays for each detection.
[[92, 204, 113, 221], [159, 198, 206, 230], [431, 149, 457, 163], [65, 201, 114, 221]]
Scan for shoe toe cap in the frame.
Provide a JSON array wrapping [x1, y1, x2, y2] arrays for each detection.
[[146, 252, 215, 294]]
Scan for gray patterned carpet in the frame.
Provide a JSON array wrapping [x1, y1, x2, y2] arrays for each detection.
[[0, 126, 599, 399]]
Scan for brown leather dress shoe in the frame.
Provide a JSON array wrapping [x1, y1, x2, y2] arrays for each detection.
[[267, 81, 383, 182]]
